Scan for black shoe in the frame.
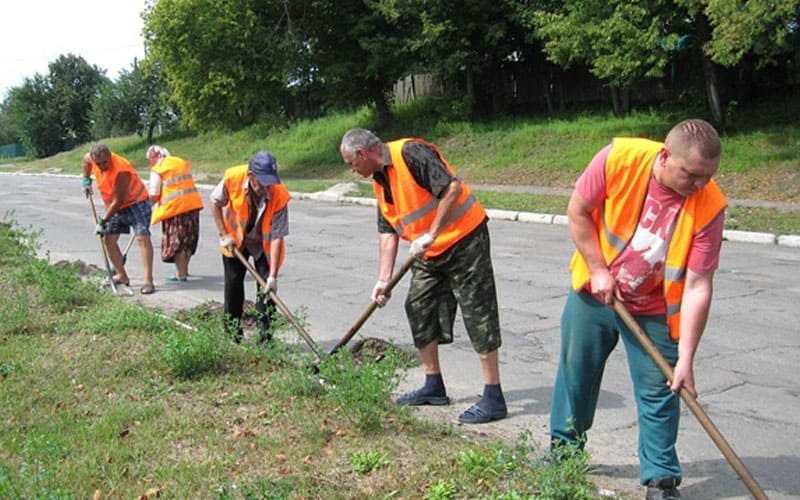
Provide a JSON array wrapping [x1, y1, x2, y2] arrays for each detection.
[[395, 388, 450, 406], [646, 477, 680, 500]]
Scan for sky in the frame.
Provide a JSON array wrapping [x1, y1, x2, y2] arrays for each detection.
[[0, 0, 148, 100]]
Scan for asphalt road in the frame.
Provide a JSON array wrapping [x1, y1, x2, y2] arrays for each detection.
[[2, 173, 799, 499]]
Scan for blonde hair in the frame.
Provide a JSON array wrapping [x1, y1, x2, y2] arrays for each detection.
[[664, 119, 721, 160]]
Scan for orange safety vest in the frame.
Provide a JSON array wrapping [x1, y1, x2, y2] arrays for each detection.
[[375, 139, 486, 259], [220, 165, 290, 265], [150, 156, 204, 224], [92, 152, 148, 209], [569, 137, 727, 339]]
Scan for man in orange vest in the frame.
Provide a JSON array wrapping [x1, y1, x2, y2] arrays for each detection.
[[340, 128, 507, 424], [82, 143, 156, 294], [549, 119, 726, 499], [210, 151, 290, 344], [147, 145, 204, 282]]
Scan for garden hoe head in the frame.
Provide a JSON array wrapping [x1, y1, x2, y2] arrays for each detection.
[[87, 194, 133, 297]]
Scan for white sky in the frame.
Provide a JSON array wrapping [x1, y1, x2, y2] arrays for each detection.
[[0, 0, 147, 100]]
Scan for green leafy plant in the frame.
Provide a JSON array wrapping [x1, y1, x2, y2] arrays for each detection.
[[317, 347, 403, 432], [427, 479, 457, 500], [348, 450, 390, 474], [155, 323, 231, 379]]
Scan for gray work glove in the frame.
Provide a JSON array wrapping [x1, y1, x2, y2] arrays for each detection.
[[266, 276, 277, 294], [371, 279, 390, 307], [410, 232, 434, 257], [219, 234, 236, 252]]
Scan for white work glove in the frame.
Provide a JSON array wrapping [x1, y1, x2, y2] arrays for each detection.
[[219, 234, 236, 252], [371, 280, 390, 307], [266, 276, 277, 294], [410, 232, 435, 257]]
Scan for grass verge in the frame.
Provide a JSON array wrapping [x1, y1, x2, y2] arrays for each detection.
[[0, 219, 602, 499]]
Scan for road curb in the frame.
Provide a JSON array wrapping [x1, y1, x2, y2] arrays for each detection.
[[292, 190, 800, 249]]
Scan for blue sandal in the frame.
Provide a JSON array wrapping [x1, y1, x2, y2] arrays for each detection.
[[165, 275, 188, 282], [458, 404, 507, 424]]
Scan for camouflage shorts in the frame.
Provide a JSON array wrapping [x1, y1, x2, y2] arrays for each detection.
[[404, 222, 501, 353]]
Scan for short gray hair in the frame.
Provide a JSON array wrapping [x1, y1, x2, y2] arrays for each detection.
[[340, 128, 381, 157], [90, 143, 110, 158]]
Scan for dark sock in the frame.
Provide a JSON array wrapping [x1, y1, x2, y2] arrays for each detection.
[[477, 383, 506, 410], [420, 373, 446, 396]]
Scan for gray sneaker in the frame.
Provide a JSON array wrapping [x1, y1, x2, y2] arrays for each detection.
[[645, 477, 680, 500]]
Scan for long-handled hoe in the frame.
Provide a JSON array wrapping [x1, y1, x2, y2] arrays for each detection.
[[87, 194, 134, 297], [232, 247, 323, 363], [613, 299, 767, 500], [329, 255, 415, 356]]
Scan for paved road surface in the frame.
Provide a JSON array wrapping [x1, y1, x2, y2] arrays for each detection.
[[2, 173, 799, 499]]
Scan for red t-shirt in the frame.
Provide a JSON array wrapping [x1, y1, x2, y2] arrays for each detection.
[[575, 145, 724, 314]]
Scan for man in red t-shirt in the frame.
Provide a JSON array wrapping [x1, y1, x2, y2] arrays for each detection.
[[549, 119, 726, 500]]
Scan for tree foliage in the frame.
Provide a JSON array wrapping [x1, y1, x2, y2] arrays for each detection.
[[5, 55, 106, 157], [144, 0, 298, 130], [702, 0, 800, 68]]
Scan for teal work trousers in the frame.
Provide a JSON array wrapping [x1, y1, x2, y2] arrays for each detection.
[[550, 289, 681, 485]]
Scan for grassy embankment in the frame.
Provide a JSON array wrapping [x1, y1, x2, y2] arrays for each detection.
[[0, 221, 598, 498], [3, 99, 799, 234]]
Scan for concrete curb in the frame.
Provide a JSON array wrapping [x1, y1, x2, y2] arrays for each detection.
[[3, 172, 797, 249], [291, 186, 800, 249]]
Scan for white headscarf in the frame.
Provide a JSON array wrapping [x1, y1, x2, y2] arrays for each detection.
[[146, 145, 170, 159]]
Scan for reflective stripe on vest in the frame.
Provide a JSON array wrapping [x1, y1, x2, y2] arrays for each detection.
[[569, 137, 726, 339], [93, 152, 148, 209], [376, 138, 486, 258], [150, 156, 204, 224], [220, 165, 290, 265]]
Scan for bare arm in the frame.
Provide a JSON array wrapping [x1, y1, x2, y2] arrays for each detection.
[[269, 238, 283, 278], [669, 269, 714, 397], [567, 190, 616, 304], [377, 232, 400, 281], [211, 202, 228, 238], [82, 153, 93, 178]]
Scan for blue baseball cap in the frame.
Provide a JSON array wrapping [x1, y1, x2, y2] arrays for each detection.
[[248, 151, 280, 186]]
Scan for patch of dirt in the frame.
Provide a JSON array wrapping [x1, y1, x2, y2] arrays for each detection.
[[349, 337, 418, 366], [53, 260, 103, 277]]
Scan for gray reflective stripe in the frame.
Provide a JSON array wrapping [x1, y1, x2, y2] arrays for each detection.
[[223, 207, 246, 234], [666, 303, 681, 317], [161, 186, 199, 204], [448, 193, 477, 224], [665, 266, 685, 282], [126, 182, 147, 204], [260, 232, 272, 243], [395, 225, 404, 237], [600, 210, 628, 252], [401, 198, 439, 227], [399, 193, 478, 231], [163, 174, 193, 186]]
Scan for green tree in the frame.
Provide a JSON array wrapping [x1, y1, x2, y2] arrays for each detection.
[[92, 59, 178, 142], [47, 54, 108, 145], [6, 77, 63, 157], [392, 0, 531, 117], [304, 0, 419, 126], [517, 0, 668, 116], [702, 0, 800, 68], [0, 99, 21, 145], [144, 0, 297, 130]]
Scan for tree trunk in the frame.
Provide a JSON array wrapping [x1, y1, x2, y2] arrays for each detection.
[[695, 13, 725, 126], [373, 89, 392, 128], [465, 69, 475, 120], [610, 86, 624, 117]]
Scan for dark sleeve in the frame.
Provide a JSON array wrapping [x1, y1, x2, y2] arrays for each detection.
[[401, 141, 456, 198], [377, 207, 395, 234]]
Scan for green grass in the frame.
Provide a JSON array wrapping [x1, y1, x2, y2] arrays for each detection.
[[0, 220, 601, 499], [2, 98, 798, 232]]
